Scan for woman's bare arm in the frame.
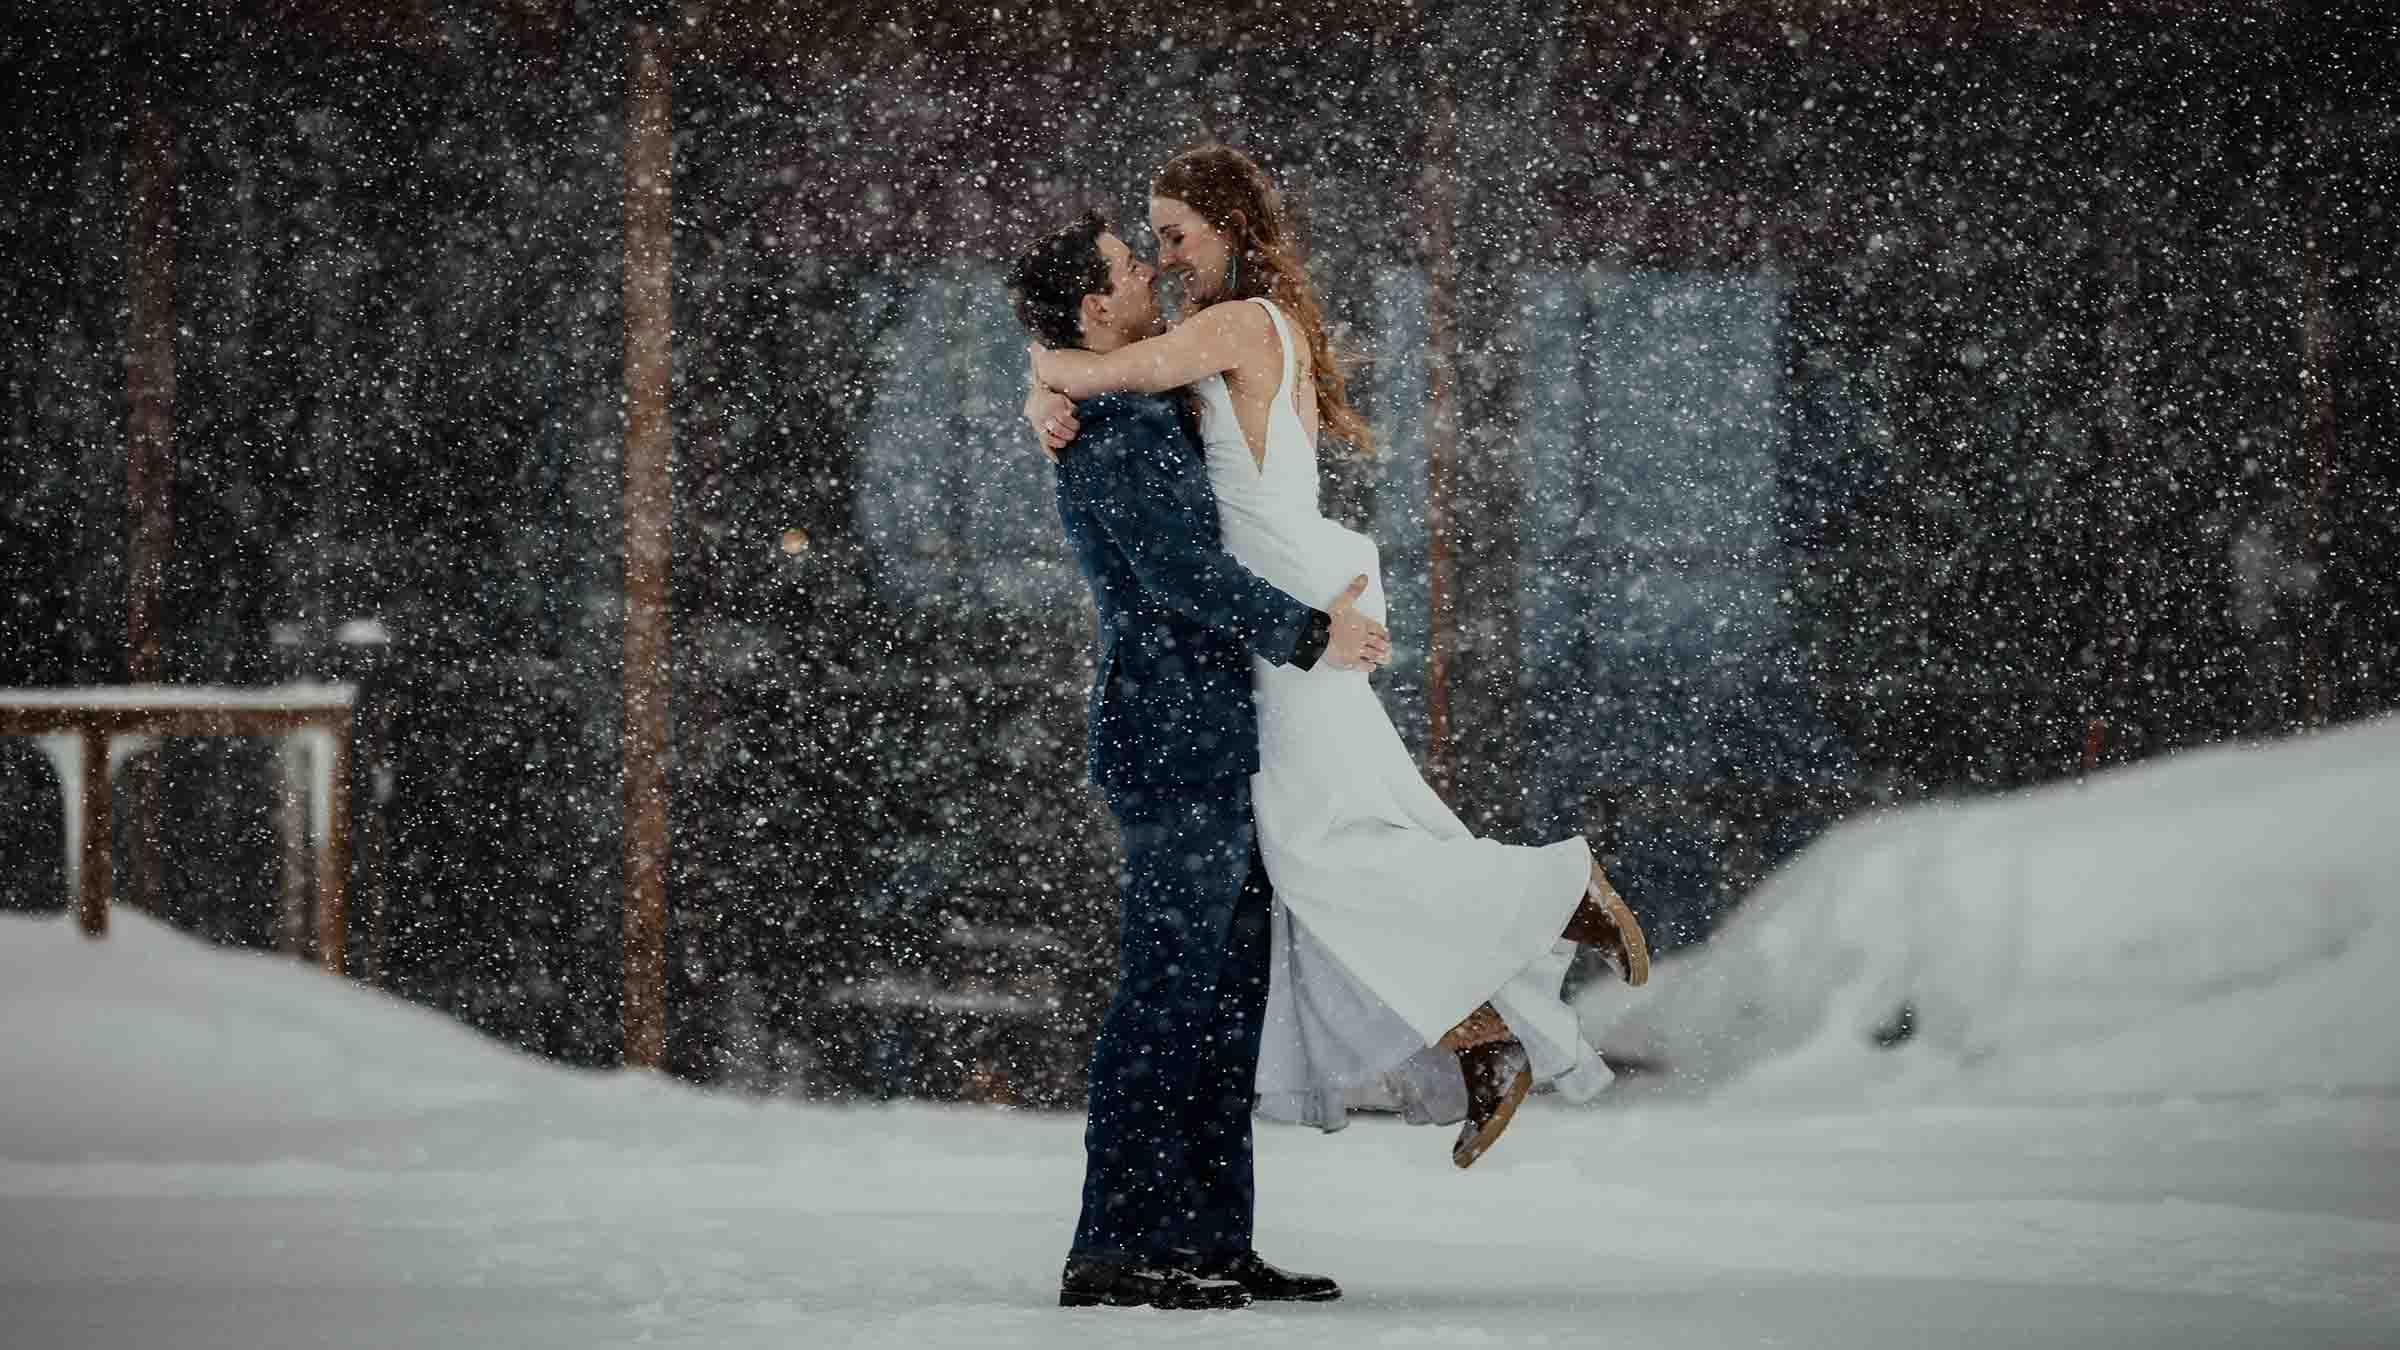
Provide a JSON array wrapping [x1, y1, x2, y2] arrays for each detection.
[[1028, 302, 1258, 399]]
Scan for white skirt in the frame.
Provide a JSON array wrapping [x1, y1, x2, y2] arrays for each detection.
[[1237, 531, 1614, 1130]]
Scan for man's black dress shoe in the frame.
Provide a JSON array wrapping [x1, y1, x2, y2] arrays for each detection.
[[1190, 1250, 1343, 1302], [1058, 1257, 1251, 1310]]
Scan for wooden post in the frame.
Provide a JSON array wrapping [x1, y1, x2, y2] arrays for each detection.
[[127, 101, 175, 683], [317, 721, 353, 975], [77, 727, 111, 938], [621, 21, 675, 1072], [126, 97, 177, 918], [1421, 37, 1461, 804]]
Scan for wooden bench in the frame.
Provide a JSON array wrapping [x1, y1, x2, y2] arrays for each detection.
[[0, 685, 357, 973]]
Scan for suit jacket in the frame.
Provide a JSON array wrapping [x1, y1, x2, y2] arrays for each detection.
[[1053, 390, 1316, 790]]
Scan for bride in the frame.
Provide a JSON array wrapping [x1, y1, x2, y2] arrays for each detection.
[[1023, 144, 1651, 1167]]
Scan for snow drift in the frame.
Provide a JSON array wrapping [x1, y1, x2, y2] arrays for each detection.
[[1581, 714, 2400, 1106]]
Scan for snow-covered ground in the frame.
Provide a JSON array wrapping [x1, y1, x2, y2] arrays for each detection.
[[6, 720, 2399, 1348]]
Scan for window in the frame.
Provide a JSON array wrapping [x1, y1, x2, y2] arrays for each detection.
[[1366, 267, 1850, 825], [1518, 269, 1851, 828], [1517, 270, 1854, 937], [852, 267, 1082, 614]]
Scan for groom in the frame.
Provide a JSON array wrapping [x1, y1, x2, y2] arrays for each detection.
[[1008, 211, 1388, 1311]]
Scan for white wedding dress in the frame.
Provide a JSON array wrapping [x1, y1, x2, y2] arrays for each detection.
[[1194, 297, 1615, 1130]]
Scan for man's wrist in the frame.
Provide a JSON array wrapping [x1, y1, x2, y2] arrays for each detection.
[[1291, 610, 1331, 671]]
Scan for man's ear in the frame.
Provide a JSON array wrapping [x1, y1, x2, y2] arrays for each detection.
[[1077, 289, 1108, 341]]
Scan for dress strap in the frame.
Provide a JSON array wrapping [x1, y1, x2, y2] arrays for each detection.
[[1251, 297, 1298, 407]]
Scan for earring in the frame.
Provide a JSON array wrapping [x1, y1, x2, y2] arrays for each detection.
[[1227, 250, 1240, 297]]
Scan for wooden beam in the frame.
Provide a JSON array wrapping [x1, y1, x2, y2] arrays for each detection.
[[126, 96, 177, 920], [1421, 42, 1461, 805], [0, 703, 358, 738], [621, 19, 675, 1073], [127, 101, 176, 683]]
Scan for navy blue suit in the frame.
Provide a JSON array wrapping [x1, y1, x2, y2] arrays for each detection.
[[1052, 390, 1318, 1266]]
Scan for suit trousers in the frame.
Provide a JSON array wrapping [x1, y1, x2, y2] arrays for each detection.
[[1070, 774, 1274, 1265]]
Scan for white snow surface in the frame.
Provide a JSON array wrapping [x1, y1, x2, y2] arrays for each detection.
[[1578, 711, 2400, 1108], [5, 721, 2399, 1348]]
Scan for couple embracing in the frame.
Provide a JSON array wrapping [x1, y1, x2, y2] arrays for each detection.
[[1007, 144, 1654, 1312]]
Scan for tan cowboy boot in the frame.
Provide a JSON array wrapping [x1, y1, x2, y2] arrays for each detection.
[[1451, 1038, 1532, 1169], [1563, 864, 1650, 986], [1436, 1001, 1511, 1052]]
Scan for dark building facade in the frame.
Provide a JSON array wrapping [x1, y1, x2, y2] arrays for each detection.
[[2, 1, 2393, 1103]]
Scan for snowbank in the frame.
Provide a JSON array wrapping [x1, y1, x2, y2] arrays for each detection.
[[4, 750, 2397, 1347], [0, 908, 1047, 1199], [1582, 714, 2400, 1106], [2, 909, 604, 1167]]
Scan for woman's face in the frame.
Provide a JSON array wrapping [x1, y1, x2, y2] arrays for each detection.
[[1149, 194, 1232, 305]]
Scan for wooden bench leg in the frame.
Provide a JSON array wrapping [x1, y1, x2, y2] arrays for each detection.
[[78, 727, 109, 938], [315, 730, 352, 976]]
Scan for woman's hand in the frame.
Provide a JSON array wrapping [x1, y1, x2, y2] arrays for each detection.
[[1021, 367, 1078, 461]]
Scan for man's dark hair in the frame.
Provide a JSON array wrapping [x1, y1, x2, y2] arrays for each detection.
[[1008, 209, 1110, 351]]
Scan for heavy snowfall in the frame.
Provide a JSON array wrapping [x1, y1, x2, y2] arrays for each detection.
[[4, 5, 2397, 1347], [7, 714, 2396, 1347]]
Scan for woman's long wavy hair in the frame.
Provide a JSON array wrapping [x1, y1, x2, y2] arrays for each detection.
[[1152, 144, 1374, 456]]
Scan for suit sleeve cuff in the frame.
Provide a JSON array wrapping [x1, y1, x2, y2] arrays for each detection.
[[1291, 609, 1331, 671]]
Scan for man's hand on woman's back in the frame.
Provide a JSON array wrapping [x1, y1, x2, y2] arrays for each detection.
[[1322, 576, 1391, 672]]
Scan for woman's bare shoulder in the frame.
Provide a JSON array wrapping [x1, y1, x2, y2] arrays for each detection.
[[1185, 297, 1276, 341], [1182, 298, 1280, 369]]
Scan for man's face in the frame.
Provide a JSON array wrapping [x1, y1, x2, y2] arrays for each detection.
[[1087, 231, 1163, 343]]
